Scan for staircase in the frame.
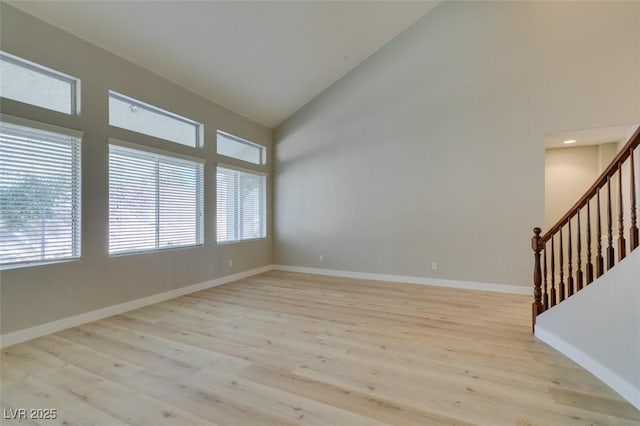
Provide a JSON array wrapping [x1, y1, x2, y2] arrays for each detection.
[[531, 125, 640, 330], [530, 125, 640, 410]]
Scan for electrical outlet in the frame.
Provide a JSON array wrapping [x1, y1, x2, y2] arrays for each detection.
[[431, 262, 438, 270], [228, 259, 233, 267], [319, 255, 324, 262]]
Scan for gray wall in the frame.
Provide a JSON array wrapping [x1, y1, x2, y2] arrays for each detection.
[[544, 143, 618, 228], [274, 1, 640, 286], [0, 4, 273, 334]]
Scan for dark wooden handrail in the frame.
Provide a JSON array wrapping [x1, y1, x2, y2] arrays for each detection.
[[531, 125, 639, 331], [541, 126, 640, 243]]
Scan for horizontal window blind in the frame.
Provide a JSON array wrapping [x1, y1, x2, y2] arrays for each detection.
[[217, 166, 266, 243], [0, 120, 81, 266], [109, 144, 203, 255]]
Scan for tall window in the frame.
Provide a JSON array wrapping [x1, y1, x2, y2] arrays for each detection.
[[0, 51, 80, 115], [109, 143, 204, 255], [0, 117, 82, 267], [217, 166, 266, 243], [109, 91, 203, 148]]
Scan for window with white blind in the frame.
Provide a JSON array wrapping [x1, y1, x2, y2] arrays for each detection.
[[0, 117, 82, 267], [109, 143, 204, 255], [217, 166, 266, 243]]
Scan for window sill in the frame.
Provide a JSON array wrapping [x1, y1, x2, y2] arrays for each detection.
[[0, 257, 80, 271], [217, 238, 267, 246], [109, 243, 204, 258]]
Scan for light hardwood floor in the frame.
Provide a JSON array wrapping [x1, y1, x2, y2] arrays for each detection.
[[1, 271, 638, 425]]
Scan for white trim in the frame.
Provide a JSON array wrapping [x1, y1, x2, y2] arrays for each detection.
[[109, 90, 203, 148], [109, 138, 205, 164], [0, 52, 80, 115], [1, 113, 84, 139], [0, 265, 272, 349], [272, 264, 530, 295], [217, 129, 266, 149], [217, 162, 268, 177], [0, 51, 79, 86], [109, 90, 201, 127], [535, 327, 640, 410], [217, 130, 267, 166], [0, 264, 530, 349]]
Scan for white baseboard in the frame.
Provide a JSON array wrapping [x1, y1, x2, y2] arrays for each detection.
[[0, 264, 529, 349], [535, 327, 640, 410], [272, 264, 530, 295], [0, 265, 272, 349]]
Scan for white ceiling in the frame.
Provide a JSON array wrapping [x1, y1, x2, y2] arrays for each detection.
[[544, 124, 639, 150], [8, 1, 439, 128]]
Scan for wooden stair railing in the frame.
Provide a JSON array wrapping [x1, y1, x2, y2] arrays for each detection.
[[532, 125, 640, 332]]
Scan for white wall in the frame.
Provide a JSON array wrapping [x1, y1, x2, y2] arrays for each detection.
[[545, 145, 599, 228], [274, 1, 640, 287], [545, 143, 618, 228], [0, 5, 273, 334], [535, 249, 640, 410]]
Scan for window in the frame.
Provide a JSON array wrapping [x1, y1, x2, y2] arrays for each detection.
[[109, 142, 204, 255], [217, 131, 266, 165], [0, 51, 79, 115], [0, 117, 82, 267], [217, 166, 266, 243], [109, 91, 202, 148]]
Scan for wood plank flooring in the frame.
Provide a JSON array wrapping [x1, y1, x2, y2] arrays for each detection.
[[2, 271, 638, 425]]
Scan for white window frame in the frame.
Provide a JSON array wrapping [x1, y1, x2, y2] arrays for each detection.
[[0, 51, 80, 115], [216, 164, 267, 244], [0, 114, 83, 269], [217, 130, 266, 165], [109, 91, 203, 148], [108, 139, 205, 256]]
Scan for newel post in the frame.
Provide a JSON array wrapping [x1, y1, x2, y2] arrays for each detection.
[[532, 227, 544, 332]]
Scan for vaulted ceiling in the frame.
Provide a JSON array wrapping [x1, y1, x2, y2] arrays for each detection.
[[8, 1, 439, 128]]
